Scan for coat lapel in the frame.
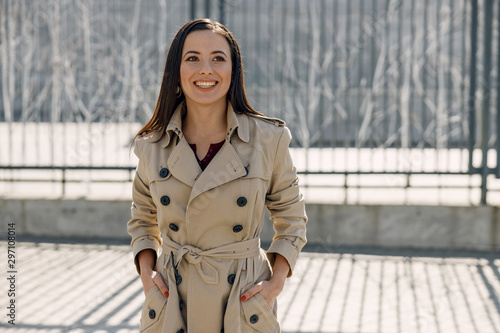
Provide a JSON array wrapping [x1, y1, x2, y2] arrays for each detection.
[[166, 102, 248, 202], [167, 136, 202, 188], [188, 141, 246, 204]]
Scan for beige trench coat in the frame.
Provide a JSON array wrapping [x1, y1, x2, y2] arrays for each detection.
[[127, 102, 307, 333]]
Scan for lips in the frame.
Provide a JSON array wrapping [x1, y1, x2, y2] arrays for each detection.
[[195, 81, 217, 89]]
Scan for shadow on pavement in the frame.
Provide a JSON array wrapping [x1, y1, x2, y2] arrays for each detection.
[[1, 236, 499, 332]]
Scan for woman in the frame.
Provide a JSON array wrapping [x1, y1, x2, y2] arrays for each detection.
[[128, 19, 307, 333]]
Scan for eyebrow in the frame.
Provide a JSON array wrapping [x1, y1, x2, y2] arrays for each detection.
[[183, 50, 227, 57]]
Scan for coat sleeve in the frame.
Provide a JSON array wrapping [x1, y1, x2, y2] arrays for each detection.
[[265, 126, 307, 277], [127, 139, 162, 274]]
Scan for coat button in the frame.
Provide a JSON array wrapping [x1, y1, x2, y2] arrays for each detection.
[[236, 197, 247, 207], [159, 168, 169, 178], [243, 167, 249, 176], [250, 314, 259, 324], [232, 225, 243, 233], [169, 223, 179, 232], [160, 195, 170, 206], [177, 330, 184, 333], [175, 273, 182, 285], [227, 274, 236, 284], [149, 309, 156, 319]]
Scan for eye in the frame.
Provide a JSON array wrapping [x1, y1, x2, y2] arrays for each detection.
[[213, 56, 225, 62], [186, 56, 198, 62]]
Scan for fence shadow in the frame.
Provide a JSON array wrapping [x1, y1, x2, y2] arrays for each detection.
[[1, 238, 499, 332]]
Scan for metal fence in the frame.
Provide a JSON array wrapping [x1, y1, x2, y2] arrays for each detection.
[[0, 0, 499, 205]]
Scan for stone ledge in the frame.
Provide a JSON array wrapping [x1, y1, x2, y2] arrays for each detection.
[[1, 199, 499, 251]]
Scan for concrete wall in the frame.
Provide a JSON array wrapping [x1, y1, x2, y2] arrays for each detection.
[[1, 199, 499, 251]]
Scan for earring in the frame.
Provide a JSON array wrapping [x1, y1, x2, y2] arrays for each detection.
[[176, 85, 182, 98]]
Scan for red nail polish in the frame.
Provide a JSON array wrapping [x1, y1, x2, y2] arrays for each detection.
[[164, 291, 169, 297], [240, 295, 246, 301]]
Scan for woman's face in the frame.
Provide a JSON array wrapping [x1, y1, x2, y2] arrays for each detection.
[[180, 30, 232, 108]]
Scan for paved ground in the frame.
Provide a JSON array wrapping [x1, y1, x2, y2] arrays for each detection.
[[0, 238, 500, 333]]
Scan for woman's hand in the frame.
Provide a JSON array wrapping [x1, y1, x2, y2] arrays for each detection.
[[240, 254, 290, 307], [240, 278, 285, 307], [141, 268, 169, 297], [138, 249, 169, 298]]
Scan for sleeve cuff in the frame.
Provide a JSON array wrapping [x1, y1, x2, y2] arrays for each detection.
[[266, 237, 301, 277], [132, 235, 161, 274]]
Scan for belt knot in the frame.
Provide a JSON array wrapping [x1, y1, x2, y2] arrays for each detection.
[[178, 245, 203, 265], [163, 237, 261, 285]]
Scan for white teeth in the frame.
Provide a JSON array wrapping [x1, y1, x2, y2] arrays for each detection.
[[195, 81, 216, 88]]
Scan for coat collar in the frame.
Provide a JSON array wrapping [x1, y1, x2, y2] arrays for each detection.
[[160, 102, 185, 148], [160, 101, 250, 148], [227, 104, 250, 143]]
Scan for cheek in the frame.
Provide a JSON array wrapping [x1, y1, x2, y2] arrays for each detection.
[[179, 66, 191, 85], [222, 66, 232, 85]]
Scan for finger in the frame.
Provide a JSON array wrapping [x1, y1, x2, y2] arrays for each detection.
[[241, 282, 264, 301], [152, 271, 169, 298], [141, 274, 156, 296]]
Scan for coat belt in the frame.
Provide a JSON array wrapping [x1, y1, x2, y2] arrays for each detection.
[[162, 237, 261, 285]]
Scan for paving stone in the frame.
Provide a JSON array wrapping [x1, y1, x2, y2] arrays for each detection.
[[0, 239, 499, 332]]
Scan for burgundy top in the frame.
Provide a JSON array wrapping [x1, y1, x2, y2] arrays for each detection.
[[189, 139, 225, 170]]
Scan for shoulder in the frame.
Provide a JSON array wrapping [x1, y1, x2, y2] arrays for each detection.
[[246, 113, 286, 128], [243, 113, 287, 140], [239, 113, 292, 152]]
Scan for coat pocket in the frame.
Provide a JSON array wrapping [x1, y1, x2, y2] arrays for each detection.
[[241, 291, 280, 333], [139, 285, 168, 333]]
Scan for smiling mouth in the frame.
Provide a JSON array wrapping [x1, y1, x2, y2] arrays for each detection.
[[195, 81, 217, 89]]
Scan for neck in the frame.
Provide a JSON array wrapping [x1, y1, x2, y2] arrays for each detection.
[[183, 98, 228, 142]]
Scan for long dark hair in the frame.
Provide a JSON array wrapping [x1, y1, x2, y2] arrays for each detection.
[[131, 18, 262, 148]]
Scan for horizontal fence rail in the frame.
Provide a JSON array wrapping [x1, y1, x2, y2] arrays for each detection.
[[0, 0, 499, 205]]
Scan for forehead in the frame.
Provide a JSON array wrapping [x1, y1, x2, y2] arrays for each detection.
[[182, 30, 230, 53]]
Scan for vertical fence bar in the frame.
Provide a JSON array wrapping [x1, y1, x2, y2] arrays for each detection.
[[346, 0, 352, 148], [383, 0, 389, 174], [369, 0, 377, 172], [293, 0, 299, 146], [205, 0, 210, 18], [447, 0, 454, 172], [357, 0, 363, 174], [332, 0, 338, 174], [435, 0, 440, 171], [480, 0, 493, 204], [279, 0, 286, 119], [421, 0, 428, 171], [242, 0, 249, 94], [345, 0, 352, 202], [319, 0, 325, 149], [397, 0, 403, 157], [496, 0, 500, 177], [410, 0, 415, 151], [267, 0, 273, 115], [460, 1, 467, 172], [219, 0, 224, 24], [468, 0, 478, 174], [255, 0, 261, 108], [62, 168, 66, 196], [423, 0, 428, 148], [190, 0, 196, 20]]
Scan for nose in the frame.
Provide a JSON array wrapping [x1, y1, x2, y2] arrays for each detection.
[[199, 59, 213, 75]]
